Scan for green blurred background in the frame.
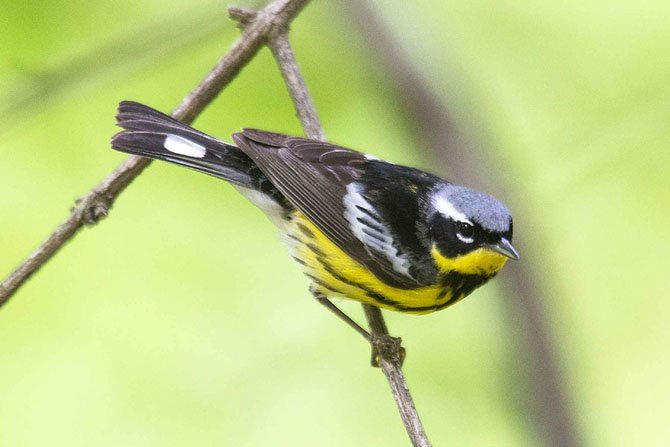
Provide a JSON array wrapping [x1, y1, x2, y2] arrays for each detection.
[[1, 0, 669, 445]]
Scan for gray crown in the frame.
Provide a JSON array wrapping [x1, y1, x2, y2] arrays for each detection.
[[432, 185, 512, 233]]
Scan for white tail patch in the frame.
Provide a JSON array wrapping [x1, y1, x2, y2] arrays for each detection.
[[342, 183, 412, 277], [164, 134, 207, 158]]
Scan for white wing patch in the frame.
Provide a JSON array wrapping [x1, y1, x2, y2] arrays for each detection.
[[164, 134, 207, 158], [343, 183, 412, 277]]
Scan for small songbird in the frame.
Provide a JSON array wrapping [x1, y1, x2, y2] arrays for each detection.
[[111, 101, 518, 322]]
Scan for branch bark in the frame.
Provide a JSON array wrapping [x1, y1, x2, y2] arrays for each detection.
[[3, 3, 432, 446], [0, 0, 310, 308], [267, 31, 326, 141], [257, 20, 432, 447], [364, 305, 431, 447], [347, 1, 583, 446]]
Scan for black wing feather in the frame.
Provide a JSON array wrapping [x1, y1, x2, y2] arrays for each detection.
[[233, 130, 422, 289]]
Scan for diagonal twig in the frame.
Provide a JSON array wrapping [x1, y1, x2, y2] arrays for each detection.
[[363, 304, 430, 447], [347, 1, 583, 446], [249, 15, 432, 447], [266, 30, 326, 141], [0, 0, 311, 309], [3, 2, 432, 445]]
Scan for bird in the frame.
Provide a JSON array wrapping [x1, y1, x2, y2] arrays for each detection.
[[111, 101, 519, 330]]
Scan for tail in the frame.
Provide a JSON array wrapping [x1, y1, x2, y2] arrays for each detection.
[[112, 101, 258, 188], [111, 101, 290, 208]]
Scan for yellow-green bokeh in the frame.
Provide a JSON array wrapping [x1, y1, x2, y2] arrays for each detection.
[[1, 1, 669, 446]]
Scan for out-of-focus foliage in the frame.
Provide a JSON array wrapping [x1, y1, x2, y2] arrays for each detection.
[[1, 1, 668, 446]]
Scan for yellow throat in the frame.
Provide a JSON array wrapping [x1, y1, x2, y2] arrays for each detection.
[[431, 244, 508, 276]]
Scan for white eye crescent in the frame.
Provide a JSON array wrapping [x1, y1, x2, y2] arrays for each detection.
[[456, 221, 475, 243]]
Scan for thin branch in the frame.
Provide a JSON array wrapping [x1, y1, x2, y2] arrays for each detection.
[[0, 0, 311, 309], [364, 305, 430, 447], [267, 32, 326, 141], [257, 20, 432, 447], [3, 3, 432, 445], [347, 1, 583, 446]]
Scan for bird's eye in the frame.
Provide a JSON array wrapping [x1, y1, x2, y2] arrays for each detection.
[[456, 222, 475, 242]]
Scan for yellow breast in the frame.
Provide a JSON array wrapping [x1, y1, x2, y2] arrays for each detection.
[[285, 213, 486, 314]]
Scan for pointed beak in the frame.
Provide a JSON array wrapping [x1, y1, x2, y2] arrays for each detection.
[[486, 237, 520, 260]]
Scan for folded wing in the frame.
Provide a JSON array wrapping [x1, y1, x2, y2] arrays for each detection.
[[233, 130, 422, 289]]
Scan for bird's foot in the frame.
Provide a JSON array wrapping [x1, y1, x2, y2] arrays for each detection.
[[369, 334, 406, 368]]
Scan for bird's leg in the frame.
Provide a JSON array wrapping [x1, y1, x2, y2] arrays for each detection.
[[310, 287, 405, 367], [363, 304, 406, 368], [310, 287, 370, 341]]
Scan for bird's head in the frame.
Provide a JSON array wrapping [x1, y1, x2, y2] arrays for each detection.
[[426, 185, 519, 277]]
